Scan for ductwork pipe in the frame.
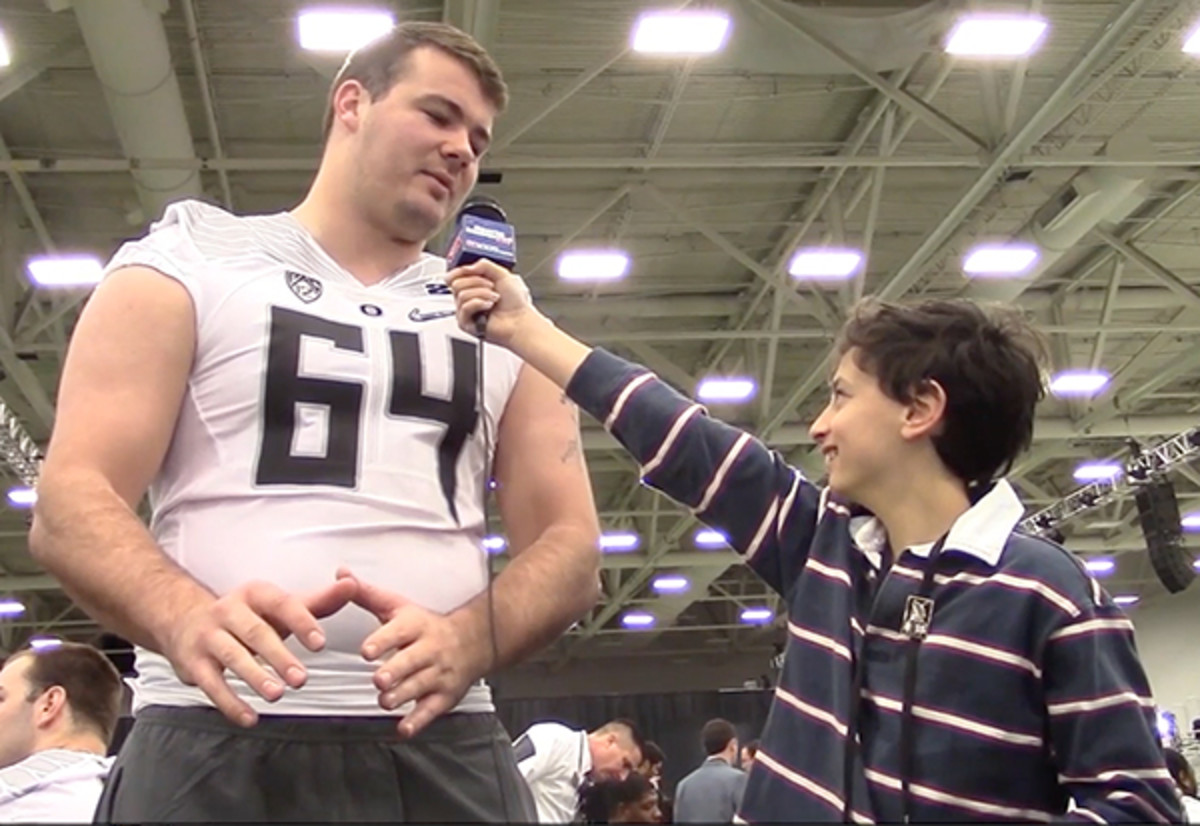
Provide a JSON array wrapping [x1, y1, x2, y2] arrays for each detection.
[[63, 0, 203, 221]]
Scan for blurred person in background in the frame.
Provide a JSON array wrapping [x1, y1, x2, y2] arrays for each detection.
[[578, 772, 662, 824], [0, 643, 122, 823]]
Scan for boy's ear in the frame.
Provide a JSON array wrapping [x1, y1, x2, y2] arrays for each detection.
[[900, 378, 947, 441]]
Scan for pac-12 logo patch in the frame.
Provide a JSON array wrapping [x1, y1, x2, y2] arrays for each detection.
[[286, 270, 323, 303]]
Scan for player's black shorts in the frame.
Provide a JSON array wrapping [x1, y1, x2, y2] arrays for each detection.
[[94, 705, 536, 822]]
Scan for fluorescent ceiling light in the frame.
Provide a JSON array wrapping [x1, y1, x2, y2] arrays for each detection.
[[297, 9, 395, 52], [631, 11, 731, 55], [963, 243, 1039, 276], [27, 255, 103, 288], [696, 377, 756, 403], [1112, 595, 1139, 607], [557, 251, 630, 282], [1084, 557, 1115, 576], [651, 575, 689, 594], [1184, 24, 1200, 54], [945, 15, 1048, 57], [788, 248, 863, 280], [600, 532, 640, 553], [621, 611, 656, 628], [0, 29, 11, 68], [1085, 520, 1124, 531], [740, 607, 774, 625], [1049, 370, 1110, 398], [1193, 557, 1200, 572], [1073, 462, 1122, 483], [29, 637, 62, 650], [1182, 512, 1200, 531], [6, 487, 36, 507], [482, 535, 507, 554], [0, 600, 24, 617], [694, 528, 729, 549]]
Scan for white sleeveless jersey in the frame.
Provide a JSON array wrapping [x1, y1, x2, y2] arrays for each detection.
[[104, 200, 524, 715]]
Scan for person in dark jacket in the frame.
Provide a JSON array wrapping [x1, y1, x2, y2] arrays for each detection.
[[447, 261, 1179, 823]]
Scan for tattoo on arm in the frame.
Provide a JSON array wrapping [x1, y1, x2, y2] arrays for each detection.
[[560, 437, 581, 464]]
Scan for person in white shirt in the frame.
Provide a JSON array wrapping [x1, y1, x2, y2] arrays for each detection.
[[514, 719, 645, 823], [1165, 747, 1200, 823], [30, 19, 599, 824], [0, 643, 122, 823]]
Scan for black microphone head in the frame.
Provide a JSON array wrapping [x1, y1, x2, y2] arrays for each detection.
[[459, 194, 507, 224]]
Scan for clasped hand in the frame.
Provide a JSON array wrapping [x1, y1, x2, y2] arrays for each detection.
[[165, 569, 489, 739]]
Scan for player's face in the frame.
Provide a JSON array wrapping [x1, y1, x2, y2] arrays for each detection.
[[592, 735, 641, 781], [0, 656, 38, 770], [353, 47, 495, 244], [809, 349, 912, 508]]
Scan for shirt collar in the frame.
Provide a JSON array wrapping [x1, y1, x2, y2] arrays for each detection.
[[849, 479, 1024, 569], [577, 731, 592, 782]]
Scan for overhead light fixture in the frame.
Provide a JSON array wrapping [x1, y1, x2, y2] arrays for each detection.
[[26, 255, 103, 288], [557, 250, 630, 282], [1073, 462, 1122, 483], [651, 575, 690, 594], [1193, 557, 1200, 572], [621, 611, 656, 629], [0, 600, 25, 617], [1184, 24, 1200, 54], [1182, 512, 1200, 531], [962, 243, 1040, 276], [1084, 557, 1116, 576], [788, 248, 863, 280], [1113, 595, 1139, 607], [28, 637, 62, 650], [945, 15, 1049, 57], [694, 528, 729, 549], [6, 487, 36, 508], [1049, 370, 1110, 398], [631, 10, 731, 55], [482, 535, 507, 554], [0, 28, 11, 68], [1085, 520, 1124, 531], [739, 607, 774, 625], [297, 8, 395, 52], [696, 378, 756, 404], [600, 531, 640, 553]]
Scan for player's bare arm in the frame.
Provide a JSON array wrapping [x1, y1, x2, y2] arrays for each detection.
[[348, 362, 601, 738], [29, 266, 355, 726]]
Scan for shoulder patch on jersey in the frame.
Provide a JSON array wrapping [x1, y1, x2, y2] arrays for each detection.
[[513, 733, 537, 764], [286, 270, 323, 303], [424, 281, 452, 295]]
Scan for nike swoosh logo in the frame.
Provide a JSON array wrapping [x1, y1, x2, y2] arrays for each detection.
[[408, 307, 456, 323]]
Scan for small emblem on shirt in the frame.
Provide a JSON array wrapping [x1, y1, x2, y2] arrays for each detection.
[[424, 281, 452, 295], [286, 271, 323, 303], [901, 595, 934, 639], [408, 307, 456, 323]]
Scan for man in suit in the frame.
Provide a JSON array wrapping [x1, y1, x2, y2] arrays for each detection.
[[673, 719, 747, 823]]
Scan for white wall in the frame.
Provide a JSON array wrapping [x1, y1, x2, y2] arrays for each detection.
[[1131, 585, 1200, 727]]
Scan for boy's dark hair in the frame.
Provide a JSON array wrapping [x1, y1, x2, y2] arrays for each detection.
[[322, 21, 508, 140], [17, 642, 123, 744], [578, 772, 654, 823], [701, 718, 737, 756], [643, 740, 665, 766], [743, 738, 760, 757], [836, 298, 1047, 486]]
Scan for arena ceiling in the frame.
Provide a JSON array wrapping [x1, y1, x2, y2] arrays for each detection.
[[0, 0, 1199, 669]]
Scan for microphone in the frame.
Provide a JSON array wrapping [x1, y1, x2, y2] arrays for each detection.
[[446, 195, 516, 337]]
